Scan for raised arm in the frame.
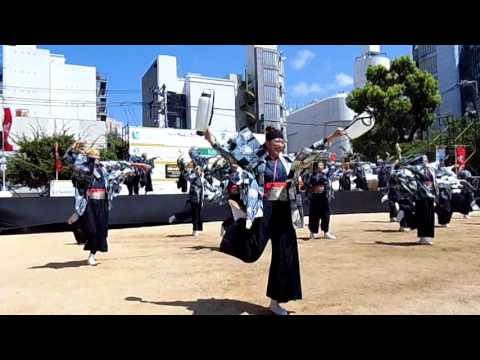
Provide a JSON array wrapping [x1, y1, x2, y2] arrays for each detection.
[[204, 127, 238, 164], [63, 140, 90, 164], [310, 128, 346, 150]]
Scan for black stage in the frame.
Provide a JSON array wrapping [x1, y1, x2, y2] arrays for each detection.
[[0, 192, 388, 235]]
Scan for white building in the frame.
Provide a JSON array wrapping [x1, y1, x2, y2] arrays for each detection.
[[9, 117, 107, 150], [184, 73, 236, 132], [287, 93, 355, 158], [354, 45, 391, 89], [1, 45, 106, 148], [1, 45, 97, 121], [106, 117, 124, 135], [141, 55, 237, 133]]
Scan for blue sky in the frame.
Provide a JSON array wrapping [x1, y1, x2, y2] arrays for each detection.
[[11, 45, 412, 126]]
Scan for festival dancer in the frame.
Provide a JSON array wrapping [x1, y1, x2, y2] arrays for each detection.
[[377, 160, 399, 222], [139, 153, 155, 195], [338, 164, 352, 191], [388, 162, 419, 234], [435, 164, 455, 228], [169, 165, 205, 236], [453, 169, 476, 219], [400, 155, 437, 245], [204, 125, 345, 315], [302, 161, 336, 240], [64, 141, 151, 265]]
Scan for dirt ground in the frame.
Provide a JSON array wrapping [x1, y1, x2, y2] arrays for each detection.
[[1, 211, 480, 315]]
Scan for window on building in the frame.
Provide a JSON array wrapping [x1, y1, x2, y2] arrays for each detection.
[[263, 51, 278, 67], [264, 103, 279, 120], [421, 55, 437, 75], [418, 45, 436, 58], [264, 85, 278, 102], [263, 68, 278, 84]]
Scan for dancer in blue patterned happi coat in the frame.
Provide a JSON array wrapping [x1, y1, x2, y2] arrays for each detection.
[[64, 141, 151, 265], [169, 150, 222, 236], [204, 125, 345, 315], [301, 160, 337, 240], [389, 155, 438, 245]]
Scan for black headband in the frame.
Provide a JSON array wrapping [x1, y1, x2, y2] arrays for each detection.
[[266, 129, 284, 141]]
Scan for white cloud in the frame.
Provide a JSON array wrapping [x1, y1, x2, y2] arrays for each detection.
[[323, 60, 333, 73], [292, 82, 324, 97], [290, 49, 316, 70], [335, 73, 354, 87]]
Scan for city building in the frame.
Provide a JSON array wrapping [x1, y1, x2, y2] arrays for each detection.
[[239, 45, 287, 137], [97, 72, 107, 122], [141, 55, 186, 128], [184, 73, 236, 132], [1, 45, 97, 121], [286, 93, 355, 158], [412, 45, 462, 121], [459, 45, 480, 115], [354, 45, 390, 89], [141, 55, 237, 133], [106, 117, 124, 135], [0, 45, 107, 148]]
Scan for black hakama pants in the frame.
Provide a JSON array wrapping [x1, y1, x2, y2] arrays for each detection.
[[399, 199, 416, 229], [388, 188, 400, 219], [435, 196, 453, 225], [78, 199, 109, 254], [451, 192, 473, 216], [175, 200, 203, 231], [308, 193, 330, 233], [416, 198, 435, 238], [220, 200, 302, 304]]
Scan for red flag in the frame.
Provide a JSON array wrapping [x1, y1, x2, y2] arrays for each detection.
[[2, 108, 13, 151], [54, 143, 63, 173], [329, 153, 337, 162], [456, 145, 467, 171]]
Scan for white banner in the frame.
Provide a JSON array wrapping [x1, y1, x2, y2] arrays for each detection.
[[49, 180, 75, 197], [128, 126, 265, 192]]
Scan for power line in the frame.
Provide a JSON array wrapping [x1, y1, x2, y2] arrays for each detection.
[[3, 97, 337, 127], [1, 84, 141, 93]]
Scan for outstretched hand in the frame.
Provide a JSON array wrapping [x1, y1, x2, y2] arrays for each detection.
[[333, 128, 346, 138], [70, 140, 87, 152], [326, 128, 346, 144], [204, 128, 216, 146], [132, 163, 152, 171]]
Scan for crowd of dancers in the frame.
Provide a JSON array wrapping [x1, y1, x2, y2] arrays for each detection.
[[63, 126, 478, 315]]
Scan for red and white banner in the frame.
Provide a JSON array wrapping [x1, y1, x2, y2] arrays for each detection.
[[2, 108, 14, 151], [455, 145, 467, 171]]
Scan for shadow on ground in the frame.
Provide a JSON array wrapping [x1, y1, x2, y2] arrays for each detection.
[[375, 241, 426, 247], [364, 229, 401, 233], [184, 246, 220, 252], [298, 237, 313, 241], [125, 296, 273, 315], [29, 260, 90, 269], [360, 221, 392, 224], [298, 237, 331, 241], [167, 234, 196, 238]]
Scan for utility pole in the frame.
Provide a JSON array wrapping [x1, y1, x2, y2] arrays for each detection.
[[153, 84, 167, 128]]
